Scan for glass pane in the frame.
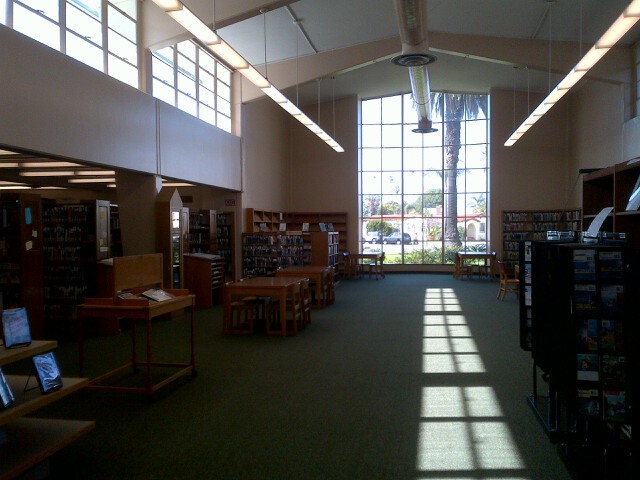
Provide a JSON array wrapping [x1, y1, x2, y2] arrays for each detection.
[[110, 0, 136, 19], [66, 32, 103, 71], [199, 87, 214, 107], [108, 4, 135, 42], [465, 144, 487, 168], [424, 147, 442, 170], [404, 170, 423, 194], [381, 124, 401, 147], [217, 64, 231, 84], [19, 0, 59, 21], [216, 114, 231, 133], [67, 4, 102, 46], [177, 40, 196, 60], [177, 71, 196, 97], [381, 95, 402, 124], [13, 4, 61, 50], [381, 148, 401, 170], [199, 51, 216, 74], [199, 104, 215, 125], [1, 0, 6, 24], [444, 121, 462, 146], [217, 80, 230, 100], [152, 78, 175, 105], [403, 93, 419, 124], [178, 92, 197, 116], [152, 55, 174, 86], [361, 172, 380, 195], [198, 67, 214, 91], [423, 170, 442, 192], [381, 194, 402, 216], [361, 149, 381, 171], [404, 148, 422, 170], [423, 129, 442, 147], [108, 53, 137, 88], [361, 125, 381, 148], [217, 97, 230, 116], [177, 54, 196, 79], [361, 98, 381, 124], [404, 125, 423, 148], [381, 173, 401, 195], [465, 119, 487, 144], [465, 168, 487, 193], [68, 0, 100, 18], [108, 30, 136, 65]]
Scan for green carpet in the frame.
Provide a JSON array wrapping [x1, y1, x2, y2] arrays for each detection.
[[27, 274, 571, 479]]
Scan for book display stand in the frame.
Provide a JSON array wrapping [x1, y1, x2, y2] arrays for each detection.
[[520, 240, 634, 478]]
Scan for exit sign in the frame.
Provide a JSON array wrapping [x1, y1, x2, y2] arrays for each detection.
[[224, 198, 236, 207]]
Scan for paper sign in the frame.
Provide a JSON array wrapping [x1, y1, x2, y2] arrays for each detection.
[[586, 207, 613, 236]]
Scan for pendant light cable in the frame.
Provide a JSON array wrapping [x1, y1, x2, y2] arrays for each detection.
[[261, 8, 268, 79]]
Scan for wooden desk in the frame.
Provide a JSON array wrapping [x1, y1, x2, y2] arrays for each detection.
[[75, 290, 196, 396], [454, 252, 496, 280], [275, 265, 329, 307], [350, 253, 383, 278], [223, 277, 303, 337]]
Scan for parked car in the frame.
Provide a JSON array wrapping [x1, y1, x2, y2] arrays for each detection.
[[363, 231, 383, 243], [383, 232, 412, 244]]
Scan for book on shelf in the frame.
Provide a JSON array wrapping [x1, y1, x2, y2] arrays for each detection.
[[602, 355, 626, 384], [573, 249, 596, 280], [1, 306, 32, 349], [600, 320, 616, 352], [140, 288, 176, 303], [31, 351, 63, 394], [603, 390, 626, 422], [577, 388, 601, 417], [598, 251, 624, 279], [0, 367, 15, 409], [601, 284, 624, 315], [578, 319, 599, 352], [574, 284, 597, 311], [577, 353, 600, 381]]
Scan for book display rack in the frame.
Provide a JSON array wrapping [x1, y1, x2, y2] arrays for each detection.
[[521, 240, 635, 478], [0, 339, 93, 479], [0, 193, 45, 338], [502, 209, 581, 270], [41, 200, 110, 336], [183, 253, 225, 308], [241, 233, 305, 277]]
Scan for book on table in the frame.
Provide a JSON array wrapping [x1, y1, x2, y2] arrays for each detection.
[[1, 306, 32, 349], [31, 351, 63, 394], [140, 288, 175, 302]]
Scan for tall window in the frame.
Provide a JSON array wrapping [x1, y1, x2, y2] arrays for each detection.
[[359, 92, 489, 265], [151, 40, 232, 133], [2, 0, 138, 88]]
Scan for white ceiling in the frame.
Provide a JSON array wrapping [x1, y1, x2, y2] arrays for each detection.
[[205, 0, 640, 104]]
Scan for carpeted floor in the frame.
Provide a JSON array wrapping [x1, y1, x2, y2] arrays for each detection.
[[25, 274, 572, 479]]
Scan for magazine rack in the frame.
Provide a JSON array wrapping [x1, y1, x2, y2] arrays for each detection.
[[76, 254, 196, 397]]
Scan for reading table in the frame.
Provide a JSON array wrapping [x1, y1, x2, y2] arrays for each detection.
[[454, 251, 497, 280], [275, 265, 329, 307]]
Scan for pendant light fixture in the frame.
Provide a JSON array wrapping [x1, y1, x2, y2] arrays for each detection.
[[505, 0, 640, 146], [150, 0, 344, 153]]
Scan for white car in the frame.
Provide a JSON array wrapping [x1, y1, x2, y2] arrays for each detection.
[[362, 231, 383, 243]]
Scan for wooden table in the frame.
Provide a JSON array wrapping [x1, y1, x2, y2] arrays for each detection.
[[223, 277, 303, 336], [275, 265, 329, 307], [350, 253, 383, 278], [75, 290, 196, 396], [454, 252, 496, 280]]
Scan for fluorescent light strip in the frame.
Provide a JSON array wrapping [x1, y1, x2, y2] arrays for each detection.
[[0, 185, 31, 190], [20, 170, 76, 176], [21, 161, 82, 168], [150, 0, 344, 153], [68, 177, 116, 183], [505, 0, 640, 147]]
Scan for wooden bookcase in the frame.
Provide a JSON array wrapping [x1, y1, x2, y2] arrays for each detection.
[[41, 199, 110, 337], [109, 203, 123, 258], [183, 253, 225, 308], [241, 233, 305, 277], [216, 211, 234, 281], [309, 231, 340, 267], [0, 193, 45, 339], [0, 340, 94, 479], [188, 210, 216, 254], [502, 208, 581, 270], [583, 160, 640, 245]]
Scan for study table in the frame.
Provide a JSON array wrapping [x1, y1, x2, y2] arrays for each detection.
[[454, 252, 497, 280], [75, 290, 196, 397], [275, 265, 329, 307], [350, 252, 384, 279], [223, 277, 303, 337]]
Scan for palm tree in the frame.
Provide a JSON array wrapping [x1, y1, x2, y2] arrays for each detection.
[[431, 93, 488, 247]]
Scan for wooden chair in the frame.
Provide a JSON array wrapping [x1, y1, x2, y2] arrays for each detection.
[[454, 252, 473, 279], [321, 266, 336, 306], [497, 260, 520, 300], [368, 252, 385, 280], [299, 278, 312, 328], [223, 281, 259, 334], [266, 280, 302, 335], [342, 252, 362, 278], [477, 251, 496, 279]]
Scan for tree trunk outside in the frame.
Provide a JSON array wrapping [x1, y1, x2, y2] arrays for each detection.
[[444, 116, 462, 247]]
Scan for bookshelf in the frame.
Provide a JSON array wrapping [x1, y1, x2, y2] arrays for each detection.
[[309, 231, 340, 267], [188, 210, 216, 254], [583, 160, 640, 246], [156, 189, 189, 289], [110, 203, 123, 258], [216, 211, 234, 281], [183, 253, 225, 308], [42, 199, 110, 337], [502, 209, 581, 270], [0, 340, 94, 479], [0, 193, 45, 339], [522, 241, 634, 477], [241, 233, 305, 277]]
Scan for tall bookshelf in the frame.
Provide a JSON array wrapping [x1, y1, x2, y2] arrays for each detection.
[[241, 233, 305, 277], [188, 210, 216, 254], [42, 199, 110, 336], [156, 189, 189, 289], [522, 241, 634, 478], [502, 209, 581, 270], [0, 193, 45, 338], [309, 231, 340, 267], [216, 211, 234, 281]]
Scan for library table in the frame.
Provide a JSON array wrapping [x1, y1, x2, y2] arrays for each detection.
[[223, 277, 303, 337], [454, 252, 497, 280], [350, 253, 383, 278], [275, 265, 329, 307], [75, 290, 196, 397]]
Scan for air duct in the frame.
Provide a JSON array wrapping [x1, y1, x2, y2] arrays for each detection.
[[392, 0, 437, 133]]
